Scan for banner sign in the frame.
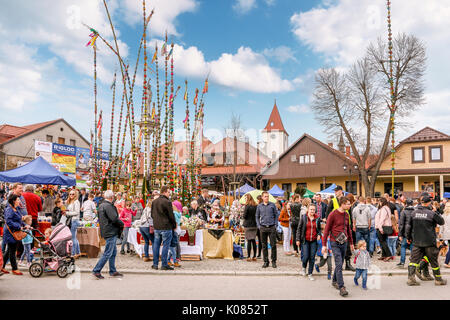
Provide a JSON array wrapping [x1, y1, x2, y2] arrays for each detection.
[[51, 153, 76, 174], [52, 143, 76, 156], [35, 141, 53, 163]]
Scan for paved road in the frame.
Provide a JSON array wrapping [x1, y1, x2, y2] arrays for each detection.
[[0, 272, 448, 300]]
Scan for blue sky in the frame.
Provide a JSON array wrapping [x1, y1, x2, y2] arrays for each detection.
[[1, 0, 449, 154]]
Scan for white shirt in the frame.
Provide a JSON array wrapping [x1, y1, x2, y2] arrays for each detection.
[[82, 200, 97, 220]]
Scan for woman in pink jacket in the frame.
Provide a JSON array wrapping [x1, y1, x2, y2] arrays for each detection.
[[119, 201, 136, 254], [375, 198, 393, 261]]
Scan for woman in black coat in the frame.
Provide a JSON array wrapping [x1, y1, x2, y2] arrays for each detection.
[[2, 194, 28, 275], [243, 194, 258, 261]]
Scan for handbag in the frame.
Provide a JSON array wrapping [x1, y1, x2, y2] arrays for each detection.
[[149, 225, 154, 234], [334, 211, 348, 245], [382, 226, 393, 236], [6, 223, 28, 241]]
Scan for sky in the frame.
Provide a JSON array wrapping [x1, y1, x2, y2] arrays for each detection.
[[1, 0, 450, 153]]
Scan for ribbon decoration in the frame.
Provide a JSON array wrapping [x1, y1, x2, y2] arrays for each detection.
[[97, 111, 103, 138], [151, 49, 157, 63], [183, 113, 189, 129], [169, 93, 174, 108], [183, 87, 188, 101], [193, 88, 199, 105], [86, 30, 99, 48], [161, 42, 167, 56], [151, 106, 156, 120], [167, 47, 173, 58]]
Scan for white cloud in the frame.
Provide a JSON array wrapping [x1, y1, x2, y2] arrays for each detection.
[[121, 0, 197, 36], [262, 46, 297, 63], [286, 105, 310, 114], [265, 0, 276, 6], [290, 0, 450, 136], [233, 0, 257, 14], [150, 40, 294, 93]]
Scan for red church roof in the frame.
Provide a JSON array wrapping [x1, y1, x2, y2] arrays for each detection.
[[262, 101, 288, 136]]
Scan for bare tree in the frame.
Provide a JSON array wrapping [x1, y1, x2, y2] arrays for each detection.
[[221, 113, 252, 197], [311, 33, 426, 196]]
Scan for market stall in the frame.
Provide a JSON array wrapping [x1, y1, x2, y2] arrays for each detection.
[[127, 228, 203, 260], [202, 229, 233, 260], [76, 222, 101, 258]]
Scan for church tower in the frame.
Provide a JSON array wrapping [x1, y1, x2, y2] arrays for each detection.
[[261, 100, 289, 160]]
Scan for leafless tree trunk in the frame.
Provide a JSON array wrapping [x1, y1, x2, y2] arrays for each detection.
[[311, 33, 426, 196]]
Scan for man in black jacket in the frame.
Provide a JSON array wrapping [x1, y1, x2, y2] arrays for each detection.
[[397, 199, 414, 267], [151, 186, 176, 270], [405, 196, 446, 286], [92, 190, 124, 279]]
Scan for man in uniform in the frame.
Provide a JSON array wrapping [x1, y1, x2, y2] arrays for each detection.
[[405, 196, 446, 286]]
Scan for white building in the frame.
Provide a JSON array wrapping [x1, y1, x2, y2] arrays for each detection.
[[0, 118, 89, 170]]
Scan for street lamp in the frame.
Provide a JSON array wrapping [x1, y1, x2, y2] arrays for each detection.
[[343, 164, 359, 194]]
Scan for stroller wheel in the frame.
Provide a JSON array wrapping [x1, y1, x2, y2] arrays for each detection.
[[29, 263, 43, 278], [57, 265, 69, 278]]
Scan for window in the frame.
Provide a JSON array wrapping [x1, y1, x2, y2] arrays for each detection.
[[282, 183, 292, 194], [58, 137, 65, 145], [70, 139, 76, 146], [296, 183, 307, 190], [46, 135, 53, 142], [320, 183, 332, 191], [272, 151, 277, 160], [291, 155, 297, 162], [429, 146, 443, 162], [298, 154, 315, 165], [412, 147, 425, 163], [345, 181, 358, 195], [225, 153, 233, 165]]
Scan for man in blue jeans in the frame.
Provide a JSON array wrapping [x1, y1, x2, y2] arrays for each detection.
[[151, 186, 176, 270], [93, 190, 124, 279], [322, 196, 354, 297]]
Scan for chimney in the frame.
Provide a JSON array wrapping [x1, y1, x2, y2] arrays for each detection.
[[345, 146, 351, 157], [328, 142, 333, 148]]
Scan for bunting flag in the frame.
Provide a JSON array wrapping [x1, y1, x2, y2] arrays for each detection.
[[183, 114, 189, 129], [89, 143, 93, 157], [193, 88, 199, 105], [183, 87, 188, 101], [161, 42, 167, 56], [167, 47, 173, 58], [86, 32, 99, 48], [137, 128, 143, 145], [151, 49, 157, 63], [202, 79, 209, 94]]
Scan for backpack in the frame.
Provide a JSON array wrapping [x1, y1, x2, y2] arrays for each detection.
[[0, 201, 6, 226]]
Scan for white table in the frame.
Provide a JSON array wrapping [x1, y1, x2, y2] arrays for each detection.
[[128, 228, 203, 259]]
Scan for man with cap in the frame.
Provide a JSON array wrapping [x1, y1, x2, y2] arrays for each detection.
[[325, 185, 356, 272], [405, 195, 446, 286]]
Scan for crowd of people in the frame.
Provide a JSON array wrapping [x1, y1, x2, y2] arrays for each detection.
[[1, 182, 449, 298]]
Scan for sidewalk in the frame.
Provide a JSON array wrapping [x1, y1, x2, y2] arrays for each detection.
[[17, 244, 450, 276]]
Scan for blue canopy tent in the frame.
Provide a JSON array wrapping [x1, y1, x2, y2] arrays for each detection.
[[0, 157, 76, 186], [444, 192, 450, 199], [268, 184, 285, 197], [316, 183, 337, 196], [228, 183, 255, 196]]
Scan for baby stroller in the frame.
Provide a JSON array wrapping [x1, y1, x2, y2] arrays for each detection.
[[28, 223, 76, 278]]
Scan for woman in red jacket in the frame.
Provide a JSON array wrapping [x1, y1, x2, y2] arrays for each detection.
[[296, 204, 321, 280]]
